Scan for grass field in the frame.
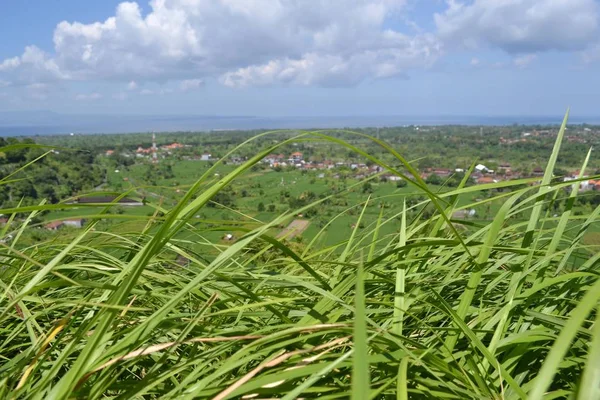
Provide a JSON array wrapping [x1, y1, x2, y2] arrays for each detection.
[[3, 116, 600, 399], [46, 161, 511, 251]]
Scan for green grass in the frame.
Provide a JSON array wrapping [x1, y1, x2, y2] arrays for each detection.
[[1, 116, 600, 399]]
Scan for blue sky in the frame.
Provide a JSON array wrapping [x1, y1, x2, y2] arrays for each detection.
[[1, 0, 600, 117]]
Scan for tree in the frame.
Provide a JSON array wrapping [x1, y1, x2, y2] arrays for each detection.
[[268, 204, 276, 212], [417, 156, 435, 170], [396, 179, 407, 188], [11, 180, 37, 199], [257, 202, 265, 212], [362, 182, 373, 193], [426, 174, 442, 185], [38, 185, 58, 203]]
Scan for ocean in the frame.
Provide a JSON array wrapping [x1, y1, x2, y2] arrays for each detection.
[[0, 114, 598, 136]]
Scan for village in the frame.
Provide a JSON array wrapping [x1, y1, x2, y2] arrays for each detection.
[[259, 151, 600, 190], [105, 134, 600, 193]]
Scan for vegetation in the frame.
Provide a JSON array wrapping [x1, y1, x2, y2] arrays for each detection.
[[1, 112, 600, 399], [0, 137, 104, 207]]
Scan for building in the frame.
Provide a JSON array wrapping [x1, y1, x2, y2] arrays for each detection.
[[477, 176, 497, 184], [45, 221, 63, 230], [264, 154, 285, 165], [201, 153, 211, 161], [382, 174, 402, 182], [290, 152, 303, 162], [452, 209, 476, 219], [432, 168, 452, 178], [64, 219, 85, 228], [105, 150, 114, 156], [45, 219, 85, 230], [162, 142, 186, 150]]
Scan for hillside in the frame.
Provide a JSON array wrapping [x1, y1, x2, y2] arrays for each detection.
[[1, 114, 600, 399]]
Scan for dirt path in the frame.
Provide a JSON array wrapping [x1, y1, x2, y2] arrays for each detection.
[[277, 219, 310, 240]]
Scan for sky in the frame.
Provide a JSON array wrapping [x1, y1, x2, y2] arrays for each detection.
[[1, 0, 600, 118]]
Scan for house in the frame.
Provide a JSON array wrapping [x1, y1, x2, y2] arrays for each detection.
[[532, 167, 544, 177], [477, 176, 497, 184], [452, 209, 476, 219], [230, 155, 244, 164], [475, 164, 488, 172], [45, 218, 85, 230], [200, 153, 211, 161], [45, 221, 64, 231], [433, 168, 452, 178], [382, 174, 402, 182], [570, 169, 589, 179], [64, 219, 85, 228], [162, 143, 186, 150], [136, 146, 153, 154], [290, 152, 303, 162], [105, 150, 114, 156], [264, 154, 278, 164]]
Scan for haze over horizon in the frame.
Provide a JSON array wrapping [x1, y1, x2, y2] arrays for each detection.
[[2, 0, 600, 120]]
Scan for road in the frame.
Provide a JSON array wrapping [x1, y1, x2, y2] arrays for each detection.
[[277, 219, 310, 240]]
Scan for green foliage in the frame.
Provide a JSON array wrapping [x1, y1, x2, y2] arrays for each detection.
[[0, 139, 104, 207], [425, 173, 442, 185], [1, 116, 599, 399]]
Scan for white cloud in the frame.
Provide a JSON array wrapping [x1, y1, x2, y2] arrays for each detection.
[[180, 78, 204, 91], [513, 54, 537, 68], [140, 89, 154, 96], [3, 0, 598, 90], [470, 57, 480, 66], [0, 0, 441, 87], [0, 46, 67, 83], [0, 57, 20, 71], [222, 34, 440, 87], [75, 92, 102, 100], [435, 0, 599, 53], [0, 80, 10, 88]]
